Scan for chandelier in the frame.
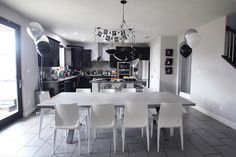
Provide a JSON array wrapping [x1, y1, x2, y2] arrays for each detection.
[[94, 0, 135, 47]]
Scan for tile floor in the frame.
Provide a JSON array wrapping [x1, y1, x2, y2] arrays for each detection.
[[0, 108, 236, 157]]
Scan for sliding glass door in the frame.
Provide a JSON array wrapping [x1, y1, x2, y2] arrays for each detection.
[[0, 17, 22, 129]]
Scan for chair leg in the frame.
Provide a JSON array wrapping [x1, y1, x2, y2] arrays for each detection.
[[93, 128, 96, 138], [53, 129, 57, 154], [146, 125, 150, 151], [113, 126, 116, 153], [122, 127, 126, 152], [157, 127, 160, 152], [141, 127, 144, 138], [88, 126, 91, 154], [180, 125, 184, 151], [85, 116, 88, 139], [170, 128, 174, 137], [151, 119, 153, 138], [39, 108, 46, 138], [77, 129, 80, 155]]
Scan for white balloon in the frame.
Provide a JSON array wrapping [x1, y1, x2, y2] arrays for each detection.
[[131, 58, 139, 68], [27, 22, 44, 42], [184, 28, 200, 48]]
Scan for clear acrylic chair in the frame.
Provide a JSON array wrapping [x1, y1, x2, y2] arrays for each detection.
[[38, 91, 55, 138]]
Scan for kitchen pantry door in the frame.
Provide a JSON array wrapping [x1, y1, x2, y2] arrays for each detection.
[[0, 17, 23, 129]]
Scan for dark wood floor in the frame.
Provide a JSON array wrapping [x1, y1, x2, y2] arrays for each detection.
[[0, 107, 236, 157]]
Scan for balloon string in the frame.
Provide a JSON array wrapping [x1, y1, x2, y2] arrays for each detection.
[[40, 56, 43, 91]]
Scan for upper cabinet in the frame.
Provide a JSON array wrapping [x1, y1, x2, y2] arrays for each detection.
[[70, 46, 91, 68], [38, 37, 60, 67], [136, 47, 150, 60]]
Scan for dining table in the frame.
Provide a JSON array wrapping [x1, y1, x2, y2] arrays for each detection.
[[37, 91, 195, 143]]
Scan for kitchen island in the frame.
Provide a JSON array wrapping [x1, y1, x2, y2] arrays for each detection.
[[91, 78, 146, 92]]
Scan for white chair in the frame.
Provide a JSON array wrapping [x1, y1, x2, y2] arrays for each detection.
[[100, 88, 115, 93], [122, 103, 149, 152], [39, 91, 55, 138], [76, 88, 91, 139], [122, 88, 136, 92], [157, 102, 183, 152], [88, 103, 116, 153], [179, 92, 191, 133], [53, 103, 81, 155], [142, 88, 158, 138], [76, 88, 91, 93]]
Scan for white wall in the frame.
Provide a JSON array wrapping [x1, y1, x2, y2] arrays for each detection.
[[0, 4, 68, 117], [160, 36, 178, 93], [179, 16, 236, 129], [149, 37, 161, 90]]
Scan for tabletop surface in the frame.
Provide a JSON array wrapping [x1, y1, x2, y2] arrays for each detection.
[[37, 91, 195, 108]]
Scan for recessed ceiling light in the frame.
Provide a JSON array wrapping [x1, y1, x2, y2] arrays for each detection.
[[81, 38, 85, 41], [62, 33, 66, 36], [73, 32, 78, 35]]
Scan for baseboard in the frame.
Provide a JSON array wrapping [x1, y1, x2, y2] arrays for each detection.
[[23, 106, 36, 117], [192, 105, 236, 130]]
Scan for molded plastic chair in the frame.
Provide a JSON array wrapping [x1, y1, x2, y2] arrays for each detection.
[[142, 88, 159, 138], [53, 103, 81, 155], [76, 88, 91, 139], [88, 103, 116, 153], [157, 102, 183, 152], [39, 91, 55, 138], [122, 103, 149, 152], [179, 92, 191, 133], [100, 88, 115, 93], [76, 88, 91, 93]]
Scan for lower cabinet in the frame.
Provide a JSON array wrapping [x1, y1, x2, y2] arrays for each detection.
[[43, 77, 78, 96], [77, 76, 92, 88]]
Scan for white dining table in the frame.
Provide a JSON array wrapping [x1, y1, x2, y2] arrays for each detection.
[[37, 91, 195, 108], [37, 91, 195, 143]]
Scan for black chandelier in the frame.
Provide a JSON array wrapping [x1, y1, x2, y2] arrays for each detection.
[[94, 0, 135, 46]]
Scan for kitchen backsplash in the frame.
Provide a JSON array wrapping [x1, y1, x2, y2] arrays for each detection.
[[82, 61, 111, 72]]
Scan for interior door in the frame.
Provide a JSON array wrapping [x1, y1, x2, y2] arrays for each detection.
[[0, 17, 23, 129]]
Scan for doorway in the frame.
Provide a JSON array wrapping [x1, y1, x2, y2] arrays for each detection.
[[0, 17, 22, 129], [178, 43, 192, 94]]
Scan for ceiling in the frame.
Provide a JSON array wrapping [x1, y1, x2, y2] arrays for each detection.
[[1, 0, 236, 43]]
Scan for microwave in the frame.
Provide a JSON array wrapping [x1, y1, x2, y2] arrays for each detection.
[[117, 62, 131, 70]]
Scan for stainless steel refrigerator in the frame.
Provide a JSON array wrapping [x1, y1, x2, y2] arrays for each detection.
[[132, 60, 150, 87]]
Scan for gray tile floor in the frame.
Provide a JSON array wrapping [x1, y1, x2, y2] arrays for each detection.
[[0, 108, 236, 157]]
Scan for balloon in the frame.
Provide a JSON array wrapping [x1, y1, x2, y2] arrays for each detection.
[[36, 35, 51, 56], [184, 28, 200, 48], [27, 22, 44, 42], [131, 58, 139, 68], [106, 49, 118, 55], [180, 44, 192, 58]]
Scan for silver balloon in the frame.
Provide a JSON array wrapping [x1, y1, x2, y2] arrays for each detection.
[[184, 28, 200, 48], [27, 22, 44, 42], [131, 58, 139, 68]]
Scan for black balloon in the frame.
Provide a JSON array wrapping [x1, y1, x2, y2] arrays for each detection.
[[106, 49, 118, 55], [114, 50, 127, 61], [36, 41, 51, 56], [180, 44, 192, 58]]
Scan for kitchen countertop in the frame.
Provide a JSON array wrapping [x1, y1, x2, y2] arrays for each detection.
[[91, 78, 145, 84], [43, 75, 111, 83]]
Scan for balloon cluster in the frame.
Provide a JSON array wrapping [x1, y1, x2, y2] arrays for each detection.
[[95, 27, 135, 45], [180, 28, 200, 58], [27, 22, 51, 56]]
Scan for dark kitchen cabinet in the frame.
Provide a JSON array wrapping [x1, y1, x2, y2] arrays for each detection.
[[38, 37, 60, 67], [71, 46, 91, 68], [77, 76, 92, 88], [82, 50, 91, 67], [136, 47, 150, 60]]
